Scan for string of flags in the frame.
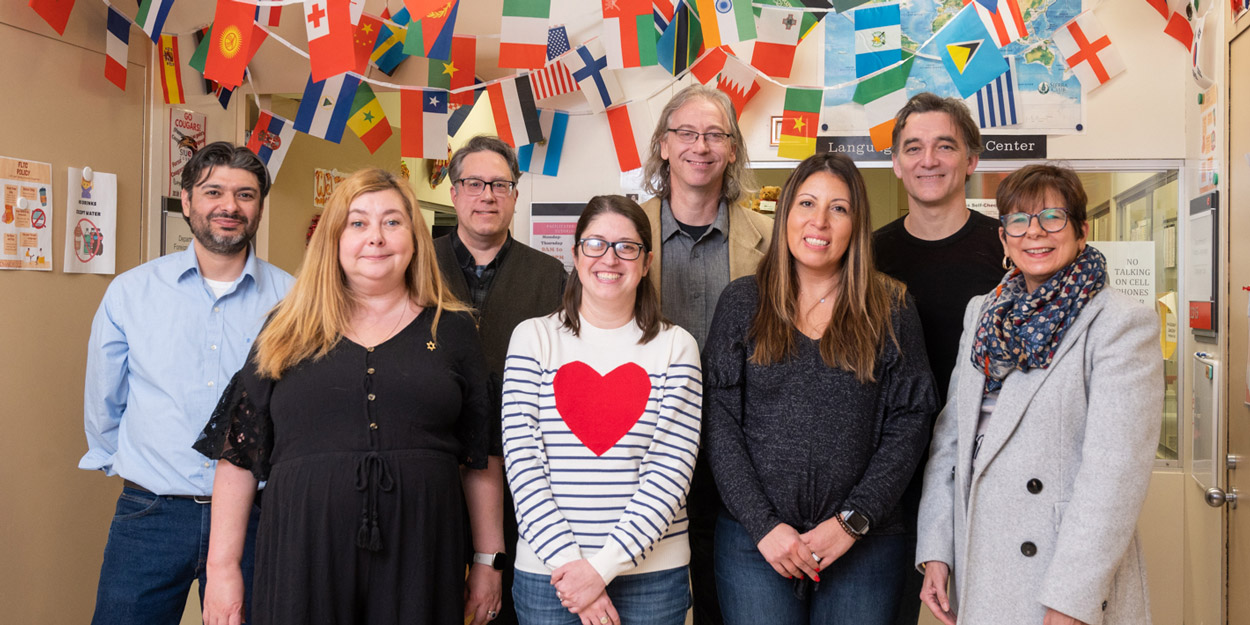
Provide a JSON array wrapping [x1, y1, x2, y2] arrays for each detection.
[[29, 0, 1206, 180]]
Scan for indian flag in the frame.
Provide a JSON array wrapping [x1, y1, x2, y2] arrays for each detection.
[[695, 0, 755, 48], [777, 87, 821, 160]]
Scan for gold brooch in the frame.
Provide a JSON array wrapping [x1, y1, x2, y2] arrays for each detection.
[[426, 341, 436, 351]]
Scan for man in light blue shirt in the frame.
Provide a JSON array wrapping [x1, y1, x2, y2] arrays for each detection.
[[80, 142, 294, 625]]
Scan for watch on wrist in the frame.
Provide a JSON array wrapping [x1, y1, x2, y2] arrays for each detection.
[[473, 552, 506, 571], [839, 509, 870, 538]]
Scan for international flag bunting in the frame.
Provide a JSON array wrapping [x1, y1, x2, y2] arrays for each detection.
[[565, 39, 624, 113], [529, 58, 578, 100], [448, 84, 482, 136], [214, 83, 238, 110], [830, 0, 872, 11], [136, 0, 175, 43], [657, 2, 703, 76], [29, 0, 76, 36], [853, 52, 914, 151], [1145, 0, 1169, 17], [428, 35, 476, 105], [391, 6, 412, 25], [500, 0, 550, 69], [966, 56, 1018, 128], [547, 25, 571, 60], [347, 83, 393, 154], [304, 0, 356, 81], [853, 3, 901, 78], [716, 53, 760, 118], [757, 0, 827, 40], [247, 111, 297, 182], [294, 73, 363, 143], [354, 13, 383, 74], [487, 75, 544, 148], [689, 45, 730, 84], [104, 7, 129, 90], [204, 0, 257, 89], [778, 87, 821, 160], [1164, 12, 1193, 50], [518, 109, 569, 177], [400, 88, 449, 159], [256, 4, 281, 27], [751, 6, 803, 78], [929, 4, 1009, 98], [158, 34, 205, 104], [371, 18, 410, 74], [1051, 11, 1125, 91], [606, 100, 652, 172], [963, 0, 1027, 48], [405, 1, 459, 60], [603, 0, 658, 69], [695, 0, 754, 48]]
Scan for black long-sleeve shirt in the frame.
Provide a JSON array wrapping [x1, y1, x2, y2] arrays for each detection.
[[703, 277, 938, 544]]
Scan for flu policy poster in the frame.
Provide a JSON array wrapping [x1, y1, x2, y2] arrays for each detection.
[[0, 156, 53, 271], [63, 167, 117, 274]]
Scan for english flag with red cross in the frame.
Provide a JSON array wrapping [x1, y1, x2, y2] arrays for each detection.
[[1051, 10, 1124, 92]]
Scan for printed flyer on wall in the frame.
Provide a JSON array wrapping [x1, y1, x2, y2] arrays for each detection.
[[0, 156, 53, 271], [169, 108, 207, 196], [63, 167, 117, 274]]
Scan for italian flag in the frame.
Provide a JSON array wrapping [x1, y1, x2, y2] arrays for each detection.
[[778, 87, 821, 160], [499, 0, 550, 69]]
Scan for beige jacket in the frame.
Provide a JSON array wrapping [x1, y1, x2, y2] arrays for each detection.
[[640, 197, 774, 300]]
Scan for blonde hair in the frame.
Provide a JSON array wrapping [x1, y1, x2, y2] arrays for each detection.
[[751, 154, 904, 383], [253, 168, 467, 379], [642, 84, 757, 205]]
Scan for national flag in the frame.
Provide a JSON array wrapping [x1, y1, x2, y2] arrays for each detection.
[[518, 109, 569, 176], [757, 0, 826, 41], [104, 7, 130, 90], [400, 88, 449, 159], [657, 2, 703, 76], [204, 0, 257, 89], [428, 35, 476, 105], [603, 0, 658, 69], [353, 13, 382, 74], [256, 4, 282, 27], [29, 0, 76, 36], [347, 83, 393, 153], [962, 0, 1027, 48], [1164, 12, 1193, 50], [500, 0, 550, 69], [565, 39, 624, 113], [1051, 10, 1125, 91], [1145, 0, 1169, 17], [695, 0, 754, 47], [404, 1, 459, 60], [487, 75, 544, 147], [294, 73, 363, 143], [689, 45, 730, 84], [371, 18, 410, 74], [448, 85, 482, 136], [854, 3, 900, 78], [136, 0, 174, 43], [778, 87, 821, 160], [547, 25, 572, 60], [247, 111, 297, 182], [853, 52, 914, 150], [928, 4, 1009, 98], [304, 0, 355, 81], [391, 6, 412, 25], [214, 84, 237, 110], [716, 53, 760, 118], [965, 55, 1018, 129], [751, 5, 803, 78], [158, 34, 202, 104], [529, 59, 578, 100], [606, 100, 651, 172], [653, 0, 677, 29], [830, 0, 872, 11]]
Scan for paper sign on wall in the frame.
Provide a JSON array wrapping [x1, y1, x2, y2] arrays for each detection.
[[314, 168, 347, 209], [0, 156, 53, 271], [169, 109, 207, 196], [1092, 240, 1155, 307], [531, 202, 585, 273], [64, 167, 117, 274]]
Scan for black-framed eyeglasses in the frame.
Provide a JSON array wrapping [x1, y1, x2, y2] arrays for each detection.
[[578, 238, 645, 260], [666, 128, 733, 147], [1000, 208, 1070, 237], [454, 178, 516, 196]]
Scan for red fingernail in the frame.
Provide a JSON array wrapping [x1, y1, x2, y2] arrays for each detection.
[[814, 575, 821, 582]]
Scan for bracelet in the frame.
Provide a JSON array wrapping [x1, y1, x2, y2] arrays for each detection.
[[834, 513, 863, 541]]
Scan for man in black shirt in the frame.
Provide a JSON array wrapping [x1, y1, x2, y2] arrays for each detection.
[[872, 93, 1005, 625]]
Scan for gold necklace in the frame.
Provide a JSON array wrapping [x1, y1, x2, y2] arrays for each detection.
[[362, 299, 409, 348]]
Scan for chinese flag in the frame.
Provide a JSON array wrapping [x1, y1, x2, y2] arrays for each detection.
[[304, 0, 356, 81], [203, 0, 257, 89], [354, 13, 383, 74], [29, 0, 76, 35]]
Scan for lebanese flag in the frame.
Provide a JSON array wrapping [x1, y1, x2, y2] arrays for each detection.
[[29, 0, 76, 35], [304, 0, 356, 81], [1052, 11, 1125, 91], [606, 100, 651, 172], [689, 45, 730, 84], [104, 7, 130, 90], [602, 0, 657, 69], [487, 75, 543, 148], [401, 88, 448, 159], [962, 0, 1027, 48], [204, 0, 257, 89]]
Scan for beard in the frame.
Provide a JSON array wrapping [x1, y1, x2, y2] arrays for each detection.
[[185, 207, 257, 256]]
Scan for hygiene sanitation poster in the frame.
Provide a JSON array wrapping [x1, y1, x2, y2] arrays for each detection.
[[63, 167, 117, 275]]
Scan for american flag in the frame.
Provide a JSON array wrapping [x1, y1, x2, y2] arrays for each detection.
[[547, 25, 571, 61], [530, 26, 579, 100]]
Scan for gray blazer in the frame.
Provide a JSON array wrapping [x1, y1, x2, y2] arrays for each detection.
[[916, 287, 1162, 625]]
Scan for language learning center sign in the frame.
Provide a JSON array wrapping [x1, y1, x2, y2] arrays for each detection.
[[0, 156, 53, 271]]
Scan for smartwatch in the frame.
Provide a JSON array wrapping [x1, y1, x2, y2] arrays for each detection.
[[839, 510, 870, 538], [473, 552, 507, 571]]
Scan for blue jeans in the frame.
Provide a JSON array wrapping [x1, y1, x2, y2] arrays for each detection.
[[714, 515, 910, 625], [513, 566, 690, 625], [90, 486, 260, 625]]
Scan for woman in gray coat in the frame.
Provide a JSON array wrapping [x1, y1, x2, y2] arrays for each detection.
[[915, 164, 1162, 625]]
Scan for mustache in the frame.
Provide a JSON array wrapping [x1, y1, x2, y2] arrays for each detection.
[[206, 210, 249, 225]]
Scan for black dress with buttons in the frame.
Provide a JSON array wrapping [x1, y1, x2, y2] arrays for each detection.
[[196, 308, 490, 625]]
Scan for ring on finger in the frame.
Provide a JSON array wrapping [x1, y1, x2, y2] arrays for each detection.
[[599, 617, 609, 625], [487, 610, 497, 619], [812, 552, 821, 563]]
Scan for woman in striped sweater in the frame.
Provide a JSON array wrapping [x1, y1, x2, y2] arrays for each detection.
[[503, 195, 702, 625]]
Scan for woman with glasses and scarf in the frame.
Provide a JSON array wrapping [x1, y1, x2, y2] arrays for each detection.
[[502, 195, 701, 625], [916, 164, 1162, 625]]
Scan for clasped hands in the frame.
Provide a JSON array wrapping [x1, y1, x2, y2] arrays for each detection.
[[551, 559, 619, 625], [756, 519, 856, 581]]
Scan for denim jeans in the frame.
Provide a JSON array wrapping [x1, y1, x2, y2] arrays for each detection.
[[513, 566, 690, 625], [90, 486, 260, 625], [714, 515, 910, 625]]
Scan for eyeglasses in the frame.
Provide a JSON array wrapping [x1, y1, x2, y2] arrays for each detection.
[[1000, 208, 1070, 237], [454, 178, 516, 196], [578, 238, 645, 261], [666, 128, 733, 147]]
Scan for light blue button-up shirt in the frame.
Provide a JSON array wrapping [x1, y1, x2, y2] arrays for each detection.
[[79, 243, 294, 496]]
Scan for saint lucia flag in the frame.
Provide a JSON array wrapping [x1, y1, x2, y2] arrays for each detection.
[[928, 4, 1009, 98], [853, 3, 900, 78], [517, 109, 569, 177]]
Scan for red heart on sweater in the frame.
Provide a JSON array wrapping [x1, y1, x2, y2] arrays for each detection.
[[553, 361, 651, 456]]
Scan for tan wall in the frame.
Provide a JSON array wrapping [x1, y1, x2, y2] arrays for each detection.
[[0, 3, 150, 623]]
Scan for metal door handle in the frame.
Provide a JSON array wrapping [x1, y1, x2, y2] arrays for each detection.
[[1206, 487, 1239, 509]]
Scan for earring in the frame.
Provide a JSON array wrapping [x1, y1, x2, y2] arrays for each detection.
[[1002, 255, 1015, 271]]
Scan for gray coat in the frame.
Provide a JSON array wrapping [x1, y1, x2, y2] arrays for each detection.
[[916, 287, 1162, 625]]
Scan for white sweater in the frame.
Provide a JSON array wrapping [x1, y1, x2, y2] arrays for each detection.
[[502, 313, 703, 584]]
